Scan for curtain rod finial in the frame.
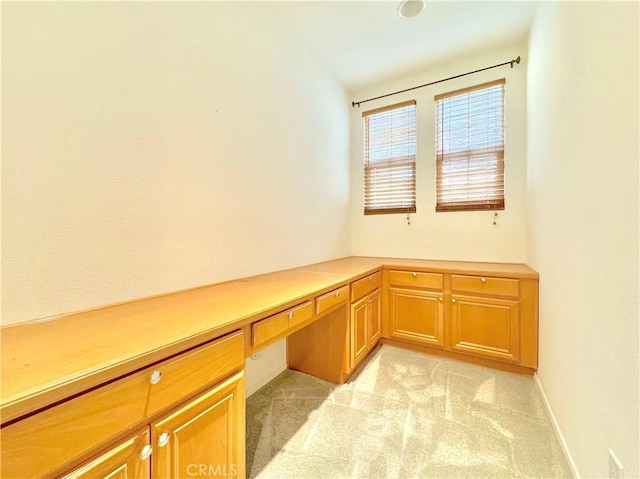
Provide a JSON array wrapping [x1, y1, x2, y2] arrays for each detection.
[[352, 101, 360, 108]]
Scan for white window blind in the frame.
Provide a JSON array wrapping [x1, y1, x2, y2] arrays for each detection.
[[363, 100, 417, 215], [435, 79, 505, 212]]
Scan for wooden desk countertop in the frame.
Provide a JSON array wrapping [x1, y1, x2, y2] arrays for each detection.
[[0, 256, 538, 424]]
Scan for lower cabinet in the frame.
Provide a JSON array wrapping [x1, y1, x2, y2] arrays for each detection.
[[1, 332, 246, 479], [389, 288, 444, 348], [348, 289, 380, 372], [151, 371, 245, 479], [450, 295, 520, 362], [62, 431, 151, 479], [385, 269, 538, 370], [63, 371, 245, 479]]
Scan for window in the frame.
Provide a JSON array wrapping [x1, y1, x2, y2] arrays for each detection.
[[435, 79, 505, 212], [363, 100, 416, 215]]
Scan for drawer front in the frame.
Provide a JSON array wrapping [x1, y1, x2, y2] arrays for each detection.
[[315, 286, 349, 316], [0, 331, 244, 479], [351, 272, 381, 303], [252, 301, 313, 347], [287, 301, 315, 329], [451, 275, 519, 298], [147, 330, 244, 415], [388, 270, 443, 290]]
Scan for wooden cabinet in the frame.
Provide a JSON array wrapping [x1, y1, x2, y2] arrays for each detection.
[[151, 372, 245, 479], [389, 288, 444, 347], [1, 332, 245, 479], [450, 294, 520, 362], [348, 288, 380, 372], [61, 431, 151, 479], [384, 269, 538, 371]]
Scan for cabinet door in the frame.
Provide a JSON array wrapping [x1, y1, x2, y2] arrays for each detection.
[[61, 430, 150, 479], [450, 295, 520, 362], [368, 290, 381, 346], [350, 297, 369, 370], [390, 288, 444, 347], [151, 372, 245, 479]]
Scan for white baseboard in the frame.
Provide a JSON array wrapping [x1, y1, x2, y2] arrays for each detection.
[[534, 373, 580, 478], [246, 362, 287, 397]]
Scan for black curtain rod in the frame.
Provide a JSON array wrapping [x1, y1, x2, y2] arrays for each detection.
[[351, 56, 521, 108]]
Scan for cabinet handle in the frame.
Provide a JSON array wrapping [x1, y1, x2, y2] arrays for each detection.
[[451, 298, 456, 303], [288, 312, 294, 319], [438, 297, 443, 302], [140, 445, 153, 461], [158, 432, 170, 448], [412, 272, 417, 278], [149, 370, 162, 385], [335, 291, 340, 297], [480, 277, 487, 283], [369, 276, 372, 281]]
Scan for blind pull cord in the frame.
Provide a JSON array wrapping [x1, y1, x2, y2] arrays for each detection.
[[352, 56, 520, 108]]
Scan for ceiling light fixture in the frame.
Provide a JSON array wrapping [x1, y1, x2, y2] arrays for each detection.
[[398, 0, 424, 18]]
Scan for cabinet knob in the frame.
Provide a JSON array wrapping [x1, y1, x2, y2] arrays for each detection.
[[335, 291, 340, 297], [158, 432, 170, 448], [369, 276, 372, 281], [140, 445, 153, 461], [480, 277, 487, 283], [149, 370, 162, 385], [438, 297, 443, 302], [288, 312, 294, 319], [451, 298, 456, 303], [412, 272, 417, 278]]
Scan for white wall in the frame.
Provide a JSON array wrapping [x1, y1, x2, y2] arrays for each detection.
[[1, 2, 351, 326], [350, 43, 528, 263], [527, 2, 639, 478]]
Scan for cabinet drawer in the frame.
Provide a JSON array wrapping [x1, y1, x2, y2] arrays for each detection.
[[147, 330, 244, 416], [451, 275, 519, 298], [252, 301, 313, 347], [1, 330, 244, 478], [315, 286, 349, 316], [389, 270, 443, 289], [351, 272, 381, 303]]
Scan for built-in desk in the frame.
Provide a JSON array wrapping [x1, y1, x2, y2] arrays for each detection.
[[0, 256, 538, 478]]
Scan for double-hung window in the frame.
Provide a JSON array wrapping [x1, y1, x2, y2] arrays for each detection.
[[435, 79, 505, 212], [363, 100, 417, 215]]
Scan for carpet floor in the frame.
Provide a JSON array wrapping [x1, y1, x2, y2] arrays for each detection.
[[246, 345, 572, 479]]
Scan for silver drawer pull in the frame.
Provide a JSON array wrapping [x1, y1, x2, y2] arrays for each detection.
[[288, 312, 294, 319], [140, 445, 153, 461], [480, 277, 487, 283], [412, 272, 417, 278], [335, 291, 340, 297], [451, 298, 457, 303], [149, 370, 162, 385], [369, 276, 372, 281], [438, 297, 443, 302], [158, 432, 170, 448]]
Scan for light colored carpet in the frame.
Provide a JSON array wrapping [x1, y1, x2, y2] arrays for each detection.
[[246, 345, 572, 479]]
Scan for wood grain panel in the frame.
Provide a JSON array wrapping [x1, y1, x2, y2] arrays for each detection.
[[351, 272, 381, 303], [390, 288, 444, 347], [151, 372, 245, 479], [388, 270, 443, 290], [451, 274, 519, 298], [315, 286, 349, 316], [60, 430, 150, 479], [450, 295, 520, 362]]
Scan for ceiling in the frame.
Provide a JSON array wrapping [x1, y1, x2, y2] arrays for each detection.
[[266, 1, 538, 91]]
